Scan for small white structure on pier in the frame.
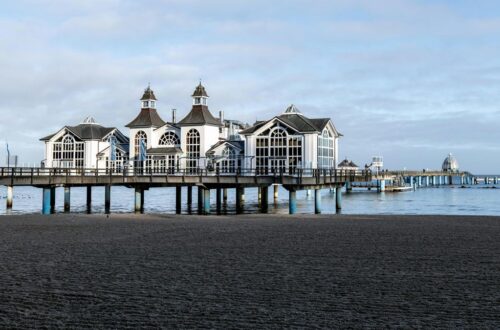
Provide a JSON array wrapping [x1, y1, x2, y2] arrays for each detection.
[[40, 117, 129, 169], [442, 153, 459, 172], [240, 104, 340, 174]]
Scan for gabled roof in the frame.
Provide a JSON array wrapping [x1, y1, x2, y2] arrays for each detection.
[[192, 83, 208, 97], [338, 159, 358, 168], [126, 109, 166, 128], [277, 114, 320, 133], [177, 105, 222, 126], [40, 124, 117, 141], [206, 140, 244, 155], [141, 86, 157, 101]]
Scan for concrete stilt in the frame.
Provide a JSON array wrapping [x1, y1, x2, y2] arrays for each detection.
[[216, 188, 222, 214], [203, 189, 210, 215], [135, 188, 143, 213], [104, 185, 111, 214], [274, 185, 279, 200], [378, 180, 386, 192], [187, 186, 193, 210], [86, 186, 92, 213], [197, 187, 203, 214], [236, 187, 244, 214], [50, 187, 56, 213], [64, 186, 71, 212], [6, 186, 13, 209], [306, 189, 311, 197], [42, 187, 51, 215], [257, 188, 262, 203], [289, 190, 297, 214], [335, 187, 342, 211], [260, 186, 268, 213], [241, 188, 245, 202], [223, 188, 228, 202], [314, 189, 321, 214], [346, 181, 352, 193], [175, 186, 182, 214]]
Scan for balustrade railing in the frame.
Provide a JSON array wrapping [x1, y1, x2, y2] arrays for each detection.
[[0, 166, 371, 180]]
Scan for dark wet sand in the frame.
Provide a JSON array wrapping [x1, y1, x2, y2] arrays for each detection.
[[0, 213, 499, 328]]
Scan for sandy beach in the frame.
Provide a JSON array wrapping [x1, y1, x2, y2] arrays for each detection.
[[0, 213, 498, 328]]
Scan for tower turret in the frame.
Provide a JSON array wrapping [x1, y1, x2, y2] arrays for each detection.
[[141, 85, 157, 109], [192, 82, 209, 106]]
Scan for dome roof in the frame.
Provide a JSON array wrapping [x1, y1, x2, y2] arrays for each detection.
[[442, 153, 459, 172]]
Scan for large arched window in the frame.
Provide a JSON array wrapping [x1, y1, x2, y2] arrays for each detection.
[[159, 131, 180, 146], [134, 131, 147, 157], [269, 128, 287, 173], [186, 129, 200, 171], [255, 124, 303, 174], [52, 134, 84, 168], [318, 129, 334, 168]]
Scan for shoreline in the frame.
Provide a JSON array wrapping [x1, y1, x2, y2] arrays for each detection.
[[0, 213, 499, 327]]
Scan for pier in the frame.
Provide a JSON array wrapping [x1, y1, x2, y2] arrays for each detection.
[[0, 167, 372, 215]]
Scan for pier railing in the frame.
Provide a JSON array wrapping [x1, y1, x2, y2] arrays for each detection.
[[0, 166, 371, 178]]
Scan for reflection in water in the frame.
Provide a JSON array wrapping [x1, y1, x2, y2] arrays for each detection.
[[1, 184, 500, 216]]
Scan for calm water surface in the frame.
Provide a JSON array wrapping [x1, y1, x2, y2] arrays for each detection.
[[1, 184, 500, 216]]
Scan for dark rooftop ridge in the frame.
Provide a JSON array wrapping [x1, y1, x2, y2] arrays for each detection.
[[177, 105, 222, 127], [141, 86, 157, 101], [192, 83, 208, 97]]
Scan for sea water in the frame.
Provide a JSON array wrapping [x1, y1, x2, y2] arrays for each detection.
[[1, 183, 500, 216]]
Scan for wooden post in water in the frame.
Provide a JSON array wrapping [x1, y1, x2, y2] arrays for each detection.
[[260, 186, 268, 213], [216, 188, 222, 214], [274, 185, 279, 200], [50, 187, 56, 214], [335, 187, 342, 211], [42, 187, 51, 215]]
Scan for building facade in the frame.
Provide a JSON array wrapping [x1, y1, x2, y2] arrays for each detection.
[[40, 83, 341, 174]]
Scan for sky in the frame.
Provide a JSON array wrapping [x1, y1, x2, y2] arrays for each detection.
[[0, 0, 499, 173]]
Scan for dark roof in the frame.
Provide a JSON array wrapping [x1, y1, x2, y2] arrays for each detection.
[[126, 109, 166, 128], [177, 105, 222, 126], [338, 159, 358, 168], [141, 86, 157, 101], [277, 114, 320, 133], [40, 124, 116, 141], [309, 118, 330, 131], [239, 121, 267, 134], [192, 83, 208, 97], [147, 147, 183, 155], [206, 140, 244, 154]]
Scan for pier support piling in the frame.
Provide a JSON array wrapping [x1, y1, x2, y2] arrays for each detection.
[[335, 187, 342, 211], [289, 190, 297, 214], [314, 189, 321, 214], [197, 187, 203, 214], [203, 188, 211, 215], [135, 188, 144, 213], [216, 188, 222, 214], [6, 186, 13, 209], [187, 186, 192, 212], [378, 180, 386, 193], [274, 185, 279, 200], [175, 186, 182, 214], [104, 185, 111, 214], [223, 188, 228, 202], [50, 187, 56, 214], [86, 186, 92, 213], [346, 181, 352, 193], [236, 187, 244, 214], [260, 186, 268, 213], [42, 187, 51, 215], [64, 186, 71, 212]]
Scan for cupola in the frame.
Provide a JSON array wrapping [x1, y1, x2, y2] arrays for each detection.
[[141, 85, 157, 109], [192, 82, 209, 106]]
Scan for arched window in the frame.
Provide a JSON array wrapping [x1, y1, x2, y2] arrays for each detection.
[[159, 131, 180, 146], [269, 128, 287, 173], [255, 124, 303, 174], [186, 129, 200, 171], [318, 128, 334, 168], [52, 134, 84, 168], [134, 131, 147, 157]]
